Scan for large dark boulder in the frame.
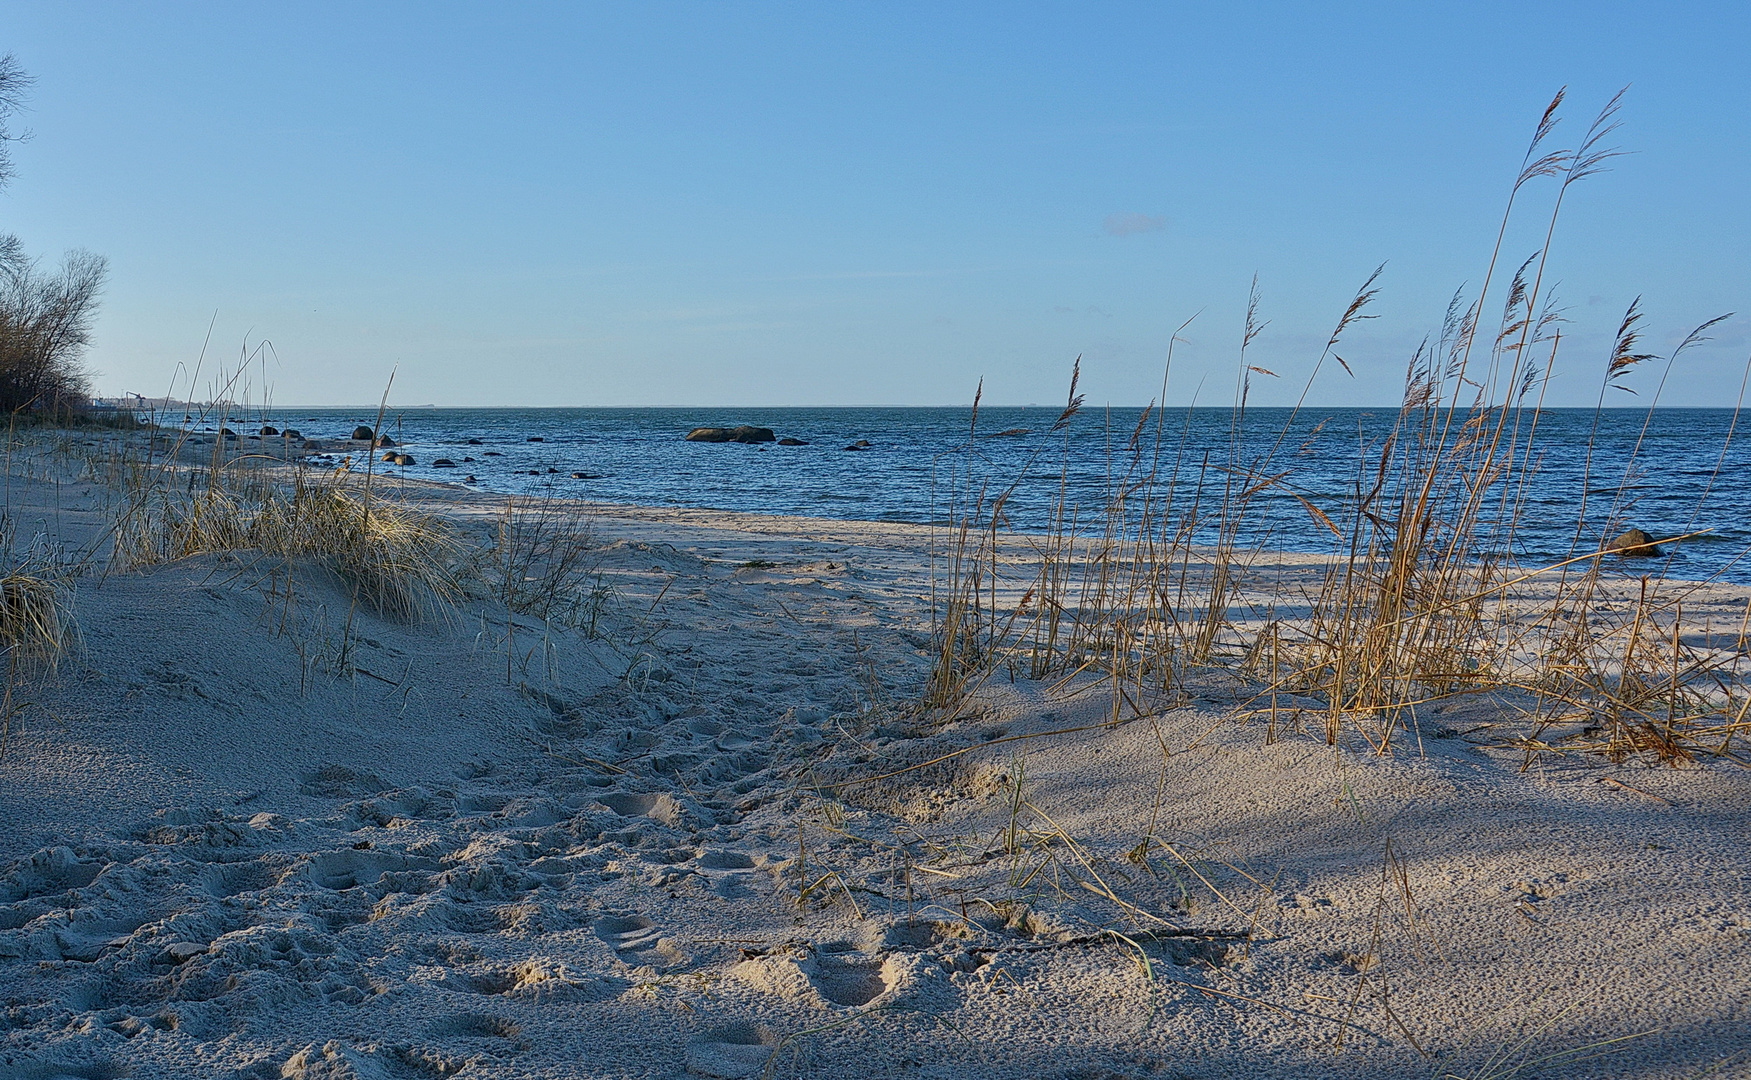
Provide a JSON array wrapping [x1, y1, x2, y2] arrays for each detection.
[[1608, 529, 1663, 557], [777, 437, 809, 446], [352, 425, 375, 441], [260, 425, 279, 436], [375, 433, 396, 448], [686, 425, 776, 444]]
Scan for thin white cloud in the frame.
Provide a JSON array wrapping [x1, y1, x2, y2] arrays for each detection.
[[1103, 211, 1167, 237]]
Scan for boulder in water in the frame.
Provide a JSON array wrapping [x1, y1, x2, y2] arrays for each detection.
[[351, 425, 375, 441], [260, 425, 279, 436], [686, 426, 776, 444], [777, 437, 809, 446], [1608, 529, 1663, 557]]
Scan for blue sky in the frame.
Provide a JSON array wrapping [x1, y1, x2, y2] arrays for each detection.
[[3, 2, 1747, 407]]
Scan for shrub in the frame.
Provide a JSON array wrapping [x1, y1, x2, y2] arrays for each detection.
[[0, 238, 107, 414]]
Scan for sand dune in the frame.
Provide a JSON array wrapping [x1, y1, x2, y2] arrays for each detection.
[[0, 433, 1745, 1079]]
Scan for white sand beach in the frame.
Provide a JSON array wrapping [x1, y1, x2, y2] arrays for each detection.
[[0, 430, 1746, 1080]]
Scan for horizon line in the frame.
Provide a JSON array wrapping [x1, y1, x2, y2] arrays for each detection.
[[99, 401, 1748, 412]]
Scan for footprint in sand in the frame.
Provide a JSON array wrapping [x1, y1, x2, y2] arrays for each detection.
[[595, 914, 689, 968], [427, 1012, 523, 1044], [877, 919, 968, 951], [198, 858, 281, 898], [806, 945, 891, 1006], [281, 1041, 467, 1079], [594, 914, 661, 952], [2, 847, 104, 903], [730, 944, 902, 1008], [596, 791, 684, 828], [685, 1022, 778, 1079], [438, 959, 622, 1002], [697, 850, 758, 898], [302, 849, 440, 892], [51, 918, 145, 962], [297, 763, 390, 799]]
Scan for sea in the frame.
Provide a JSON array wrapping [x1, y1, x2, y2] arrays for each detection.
[[203, 406, 1751, 584]]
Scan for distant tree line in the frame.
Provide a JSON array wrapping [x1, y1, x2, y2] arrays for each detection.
[[0, 53, 107, 415]]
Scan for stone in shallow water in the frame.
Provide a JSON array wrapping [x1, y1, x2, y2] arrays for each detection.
[[685, 426, 775, 444], [1609, 528, 1662, 557]]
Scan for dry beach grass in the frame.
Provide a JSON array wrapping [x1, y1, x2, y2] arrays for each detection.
[[922, 89, 1751, 773]]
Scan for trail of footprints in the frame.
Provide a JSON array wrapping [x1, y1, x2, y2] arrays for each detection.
[[0, 571, 951, 1074], [0, 752, 985, 1077]]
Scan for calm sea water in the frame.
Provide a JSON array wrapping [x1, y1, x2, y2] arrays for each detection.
[[213, 407, 1751, 583]]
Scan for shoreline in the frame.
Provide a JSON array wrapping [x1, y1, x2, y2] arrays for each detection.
[[107, 402, 1751, 585]]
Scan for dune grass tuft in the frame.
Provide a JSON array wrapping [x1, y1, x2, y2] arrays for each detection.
[[0, 563, 72, 671], [115, 467, 463, 622]]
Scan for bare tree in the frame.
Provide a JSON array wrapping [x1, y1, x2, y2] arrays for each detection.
[[0, 53, 32, 193], [0, 245, 107, 411], [0, 56, 108, 412]]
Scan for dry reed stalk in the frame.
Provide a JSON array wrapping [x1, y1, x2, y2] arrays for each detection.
[[492, 493, 610, 633], [916, 89, 1751, 767]]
